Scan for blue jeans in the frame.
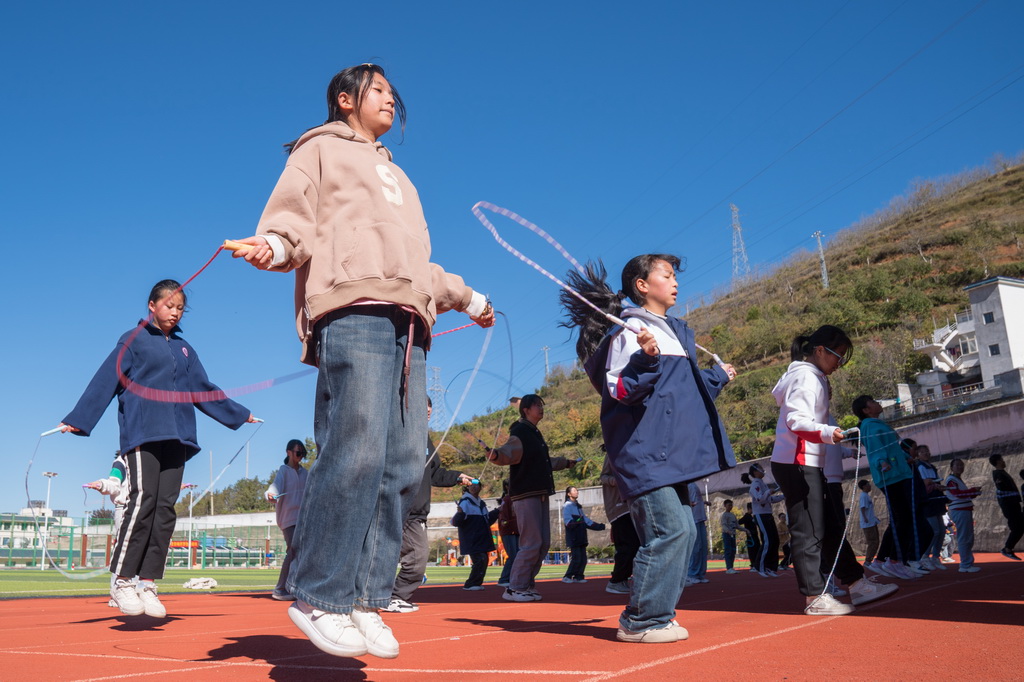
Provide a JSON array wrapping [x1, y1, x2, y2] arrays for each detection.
[[287, 307, 426, 613], [722, 533, 736, 570], [687, 521, 708, 579], [621, 484, 696, 632], [949, 509, 974, 568], [497, 534, 519, 584]]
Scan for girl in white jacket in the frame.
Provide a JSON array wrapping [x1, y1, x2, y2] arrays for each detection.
[[769, 326, 897, 616]]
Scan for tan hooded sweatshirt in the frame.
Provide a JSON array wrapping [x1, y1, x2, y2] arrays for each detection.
[[256, 121, 475, 365]]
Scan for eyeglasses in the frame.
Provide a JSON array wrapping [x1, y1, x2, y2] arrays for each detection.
[[822, 346, 848, 367]]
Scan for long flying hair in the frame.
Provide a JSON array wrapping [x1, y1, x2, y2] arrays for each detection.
[[559, 260, 623, 363]]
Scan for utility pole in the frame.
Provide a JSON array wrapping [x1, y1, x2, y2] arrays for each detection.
[[41, 471, 58, 571], [427, 366, 447, 428], [812, 230, 830, 290], [541, 346, 550, 379], [730, 204, 751, 286]]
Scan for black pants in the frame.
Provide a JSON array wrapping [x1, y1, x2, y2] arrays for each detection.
[[610, 513, 641, 583], [772, 462, 864, 596], [818, 481, 861, 578], [111, 441, 187, 580], [998, 500, 1024, 551], [564, 545, 588, 580], [465, 552, 489, 587], [878, 479, 915, 563], [746, 530, 762, 569], [754, 513, 780, 572]]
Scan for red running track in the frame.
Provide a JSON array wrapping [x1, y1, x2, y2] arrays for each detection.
[[1, 554, 1021, 681]]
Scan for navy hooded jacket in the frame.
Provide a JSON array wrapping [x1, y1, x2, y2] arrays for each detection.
[[64, 321, 250, 459], [584, 309, 736, 500]]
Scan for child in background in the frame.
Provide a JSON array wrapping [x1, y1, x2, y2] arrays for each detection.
[[739, 502, 761, 572], [720, 500, 740, 574], [742, 463, 783, 577], [233, 64, 494, 659], [770, 326, 897, 616], [562, 486, 605, 583], [685, 482, 710, 585], [944, 458, 982, 573], [858, 480, 881, 570], [602, 458, 639, 593], [265, 439, 309, 600], [495, 480, 520, 588], [562, 255, 738, 644], [451, 481, 499, 590], [62, 280, 255, 619]]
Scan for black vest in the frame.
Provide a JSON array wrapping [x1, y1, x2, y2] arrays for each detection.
[[508, 419, 555, 500]]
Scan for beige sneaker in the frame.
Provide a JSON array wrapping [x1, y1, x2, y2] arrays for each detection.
[[111, 578, 144, 616], [616, 622, 680, 643]]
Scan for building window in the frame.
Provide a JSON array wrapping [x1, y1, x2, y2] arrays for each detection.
[[959, 334, 977, 355], [989, 344, 1001, 356], [983, 311, 995, 324]]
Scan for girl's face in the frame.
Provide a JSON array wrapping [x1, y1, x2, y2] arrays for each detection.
[[636, 259, 678, 315], [567, 487, 578, 500], [338, 73, 395, 141], [148, 291, 185, 335], [810, 343, 848, 376], [951, 460, 964, 476]]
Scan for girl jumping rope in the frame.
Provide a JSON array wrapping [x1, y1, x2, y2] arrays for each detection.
[[562, 255, 737, 643], [61, 280, 256, 618], [769, 326, 897, 616], [231, 63, 494, 659]]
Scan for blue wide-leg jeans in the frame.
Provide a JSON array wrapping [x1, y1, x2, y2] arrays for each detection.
[[621, 484, 696, 632], [287, 307, 426, 614]]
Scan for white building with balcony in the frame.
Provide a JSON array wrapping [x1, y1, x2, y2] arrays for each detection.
[[903, 276, 1024, 416]]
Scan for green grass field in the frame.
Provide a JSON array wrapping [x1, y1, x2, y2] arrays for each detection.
[[0, 564, 615, 599]]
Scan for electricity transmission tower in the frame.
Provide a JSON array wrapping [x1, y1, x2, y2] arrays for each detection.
[[730, 204, 751, 286], [812, 230, 830, 289], [427, 366, 447, 427]]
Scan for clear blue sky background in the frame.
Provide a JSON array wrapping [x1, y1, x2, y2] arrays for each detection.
[[2, 1, 1021, 518]]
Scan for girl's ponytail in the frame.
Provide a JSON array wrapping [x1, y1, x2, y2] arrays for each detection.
[[559, 260, 621, 363], [790, 335, 812, 361], [740, 473, 752, 485]]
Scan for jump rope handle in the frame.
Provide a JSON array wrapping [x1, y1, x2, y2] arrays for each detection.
[[840, 427, 860, 438], [40, 427, 63, 437], [223, 239, 254, 252]]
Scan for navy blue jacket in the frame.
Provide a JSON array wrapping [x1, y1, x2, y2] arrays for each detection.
[[451, 492, 500, 555], [585, 314, 736, 499], [64, 321, 250, 460]]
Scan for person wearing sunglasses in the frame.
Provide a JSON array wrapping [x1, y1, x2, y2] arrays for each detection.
[[266, 439, 310, 601]]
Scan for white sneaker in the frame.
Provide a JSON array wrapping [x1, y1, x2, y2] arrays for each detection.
[[351, 606, 399, 659], [958, 565, 980, 573], [462, 585, 485, 591], [887, 561, 917, 580], [824, 579, 847, 597], [288, 601, 367, 658], [669, 619, 690, 640], [616, 622, 680, 643], [382, 598, 418, 613], [927, 557, 947, 570], [497, 581, 510, 587], [725, 569, 738, 574], [684, 577, 699, 586], [137, 582, 167, 618], [605, 581, 631, 594], [502, 588, 535, 602], [573, 578, 588, 583], [804, 593, 855, 616], [699, 578, 710, 583], [907, 561, 930, 575], [849, 575, 899, 606], [561, 577, 574, 583], [111, 578, 144, 616], [866, 562, 891, 578], [764, 570, 779, 578]]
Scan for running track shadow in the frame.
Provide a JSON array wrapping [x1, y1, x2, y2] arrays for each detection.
[[445, 616, 616, 641], [205, 635, 368, 681], [69, 614, 195, 631]]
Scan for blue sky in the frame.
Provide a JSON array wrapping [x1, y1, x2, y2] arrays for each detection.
[[2, 0, 1021, 518]]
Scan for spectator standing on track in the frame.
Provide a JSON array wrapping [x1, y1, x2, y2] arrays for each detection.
[[777, 513, 792, 570], [487, 394, 576, 602], [720, 500, 740, 574], [945, 458, 982, 573], [562, 486, 605, 583], [385, 397, 471, 613], [742, 463, 783, 577], [602, 457, 640, 594], [686, 482, 710, 585], [265, 439, 310, 601], [858, 480, 881, 570], [739, 503, 760, 572], [451, 481, 499, 590], [989, 455, 1023, 561], [495, 479, 520, 588], [915, 445, 948, 570]]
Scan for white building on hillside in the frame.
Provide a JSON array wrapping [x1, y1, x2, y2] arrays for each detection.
[[904, 276, 1024, 415]]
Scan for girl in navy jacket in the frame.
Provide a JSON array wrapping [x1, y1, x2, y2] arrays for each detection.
[[561, 254, 737, 644], [61, 280, 255, 618]]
